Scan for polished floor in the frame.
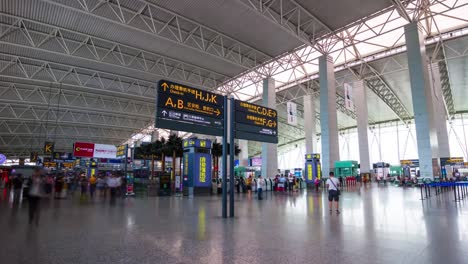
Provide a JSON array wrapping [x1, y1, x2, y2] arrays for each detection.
[[0, 184, 467, 264]]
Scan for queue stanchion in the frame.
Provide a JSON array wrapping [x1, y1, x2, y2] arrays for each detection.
[[453, 182, 459, 202], [462, 182, 466, 199], [419, 184, 425, 201]]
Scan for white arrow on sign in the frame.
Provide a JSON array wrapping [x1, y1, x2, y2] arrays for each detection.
[[162, 110, 168, 116]]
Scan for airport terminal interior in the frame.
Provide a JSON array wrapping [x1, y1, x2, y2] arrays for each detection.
[[1, 0, 468, 263]]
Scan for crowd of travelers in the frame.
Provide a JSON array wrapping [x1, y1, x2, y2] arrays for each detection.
[[234, 174, 306, 200], [6, 171, 127, 201], [4, 168, 128, 225]]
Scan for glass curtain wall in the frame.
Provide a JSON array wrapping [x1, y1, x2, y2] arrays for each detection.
[[277, 114, 468, 170]]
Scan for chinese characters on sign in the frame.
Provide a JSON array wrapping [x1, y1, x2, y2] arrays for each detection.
[[234, 100, 278, 143], [155, 80, 224, 136], [155, 80, 278, 144], [199, 157, 206, 183]]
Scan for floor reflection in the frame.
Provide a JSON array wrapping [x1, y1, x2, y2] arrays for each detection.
[[0, 184, 467, 264]]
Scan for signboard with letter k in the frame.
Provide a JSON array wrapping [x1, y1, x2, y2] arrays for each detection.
[[44, 141, 54, 155]]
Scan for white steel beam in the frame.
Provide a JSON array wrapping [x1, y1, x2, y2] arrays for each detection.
[[43, 0, 271, 70], [0, 13, 229, 90]]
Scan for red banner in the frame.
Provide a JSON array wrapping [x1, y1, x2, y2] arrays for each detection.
[[73, 142, 95, 158]]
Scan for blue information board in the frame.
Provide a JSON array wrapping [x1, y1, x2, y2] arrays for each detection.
[[182, 139, 212, 191]]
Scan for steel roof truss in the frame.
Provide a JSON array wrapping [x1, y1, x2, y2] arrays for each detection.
[[44, 0, 270, 69], [0, 15, 226, 89]]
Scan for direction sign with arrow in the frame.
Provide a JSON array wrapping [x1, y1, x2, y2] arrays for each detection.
[[155, 80, 225, 136], [157, 92, 223, 118], [233, 99, 278, 143]]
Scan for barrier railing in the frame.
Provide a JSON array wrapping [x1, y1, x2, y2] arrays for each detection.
[[419, 181, 468, 202]]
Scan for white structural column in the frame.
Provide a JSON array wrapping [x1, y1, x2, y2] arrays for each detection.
[[303, 94, 317, 154], [319, 55, 340, 177], [261, 78, 278, 177], [428, 63, 450, 157], [353, 80, 371, 173], [151, 130, 159, 142], [238, 139, 249, 166], [404, 22, 439, 178]]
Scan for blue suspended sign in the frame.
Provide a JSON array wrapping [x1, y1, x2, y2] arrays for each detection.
[[0, 154, 6, 164]]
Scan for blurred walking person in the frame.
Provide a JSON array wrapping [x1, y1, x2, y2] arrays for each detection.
[[120, 176, 127, 198], [257, 175, 264, 200], [45, 174, 53, 197], [12, 174, 23, 204], [54, 176, 64, 199], [97, 176, 106, 199], [80, 176, 88, 198], [107, 174, 119, 203], [28, 169, 44, 225], [89, 175, 97, 199]]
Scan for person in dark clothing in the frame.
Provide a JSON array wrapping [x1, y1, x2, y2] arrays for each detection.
[[45, 175, 53, 195], [54, 176, 64, 199], [120, 176, 127, 197], [80, 177, 88, 198], [28, 170, 44, 225], [235, 177, 240, 193], [12, 174, 23, 203]]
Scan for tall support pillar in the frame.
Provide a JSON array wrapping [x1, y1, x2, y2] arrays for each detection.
[[151, 130, 159, 142], [238, 139, 249, 166], [261, 78, 278, 178], [428, 63, 450, 157], [353, 80, 371, 173], [303, 94, 317, 154], [319, 55, 340, 177], [404, 22, 439, 178]]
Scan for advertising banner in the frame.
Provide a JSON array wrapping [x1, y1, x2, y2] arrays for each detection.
[[287, 101, 297, 126], [73, 142, 116, 158], [93, 144, 117, 159], [344, 83, 354, 111], [250, 157, 262, 167], [73, 142, 95, 158]]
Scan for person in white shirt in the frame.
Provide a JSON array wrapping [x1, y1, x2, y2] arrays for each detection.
[[257, 176, 264, 200], [107, 175, 119, 201], [325, 172, 340, 214]]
